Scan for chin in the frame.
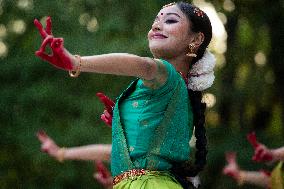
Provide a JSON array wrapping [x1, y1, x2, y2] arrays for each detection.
[[149, 41, 165, 53], [149, 46, 162, 58]]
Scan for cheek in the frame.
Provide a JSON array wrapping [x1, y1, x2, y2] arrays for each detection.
[[168, 27, 181, 36], [167, 25, 189, 41]]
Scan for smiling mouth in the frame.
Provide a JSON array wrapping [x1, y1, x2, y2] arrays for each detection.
[[151, 33, 168, 39]]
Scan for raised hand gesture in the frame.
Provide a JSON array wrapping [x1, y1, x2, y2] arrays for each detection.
[[247, 132, 273, 162], [34, 16, 76, 70], [96, 92, 115, 127], [223, 152, 241, 181], [36, 130, 61, 160], [93, 161, 112, 189]]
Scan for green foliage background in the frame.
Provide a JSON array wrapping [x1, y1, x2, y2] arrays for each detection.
[[1, 0, 284, 188]]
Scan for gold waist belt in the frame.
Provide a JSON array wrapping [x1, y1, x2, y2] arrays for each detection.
[[113, 169, 148, 185]]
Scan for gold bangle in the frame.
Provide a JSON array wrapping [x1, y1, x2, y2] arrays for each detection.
[[69, 55, 82, 78], [238, 171, 245, 186], [56, 147, 66, 163]]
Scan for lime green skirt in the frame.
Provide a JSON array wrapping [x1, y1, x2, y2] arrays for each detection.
[[271, 162, 284, 189], [113, 171, 183, 189]]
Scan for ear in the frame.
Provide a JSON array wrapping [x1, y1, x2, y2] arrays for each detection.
[[192, 32, 205, 48]]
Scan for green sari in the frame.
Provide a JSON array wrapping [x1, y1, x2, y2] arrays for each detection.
[[111, 59, 194, 188]]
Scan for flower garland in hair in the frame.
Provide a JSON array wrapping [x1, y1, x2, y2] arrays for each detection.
[[187, 50, 216, 91]]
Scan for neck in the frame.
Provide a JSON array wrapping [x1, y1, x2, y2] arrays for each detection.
[[166, 56, 192, 76]]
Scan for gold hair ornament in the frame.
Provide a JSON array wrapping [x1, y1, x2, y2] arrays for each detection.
[[163, 2, 176, 8], [194, 7, 205, 18]]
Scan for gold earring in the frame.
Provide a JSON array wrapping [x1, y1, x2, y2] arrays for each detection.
[[186, 44, 197, 57]]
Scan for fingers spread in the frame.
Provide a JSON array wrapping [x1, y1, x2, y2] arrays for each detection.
[[34, 18, 47, 39], [247, 132, 259, 148], [46, 16, 53, 35]]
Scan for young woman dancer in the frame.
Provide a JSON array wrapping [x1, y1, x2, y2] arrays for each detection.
[[34, 2, 215, 188]]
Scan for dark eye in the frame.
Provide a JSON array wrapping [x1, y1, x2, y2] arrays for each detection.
[[165, 19, 178, 24]]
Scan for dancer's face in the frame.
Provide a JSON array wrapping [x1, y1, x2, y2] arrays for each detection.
[[148, 5, 194, 59]]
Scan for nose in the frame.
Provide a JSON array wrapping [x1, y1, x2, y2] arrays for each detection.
[[152, 21, 161, 31]]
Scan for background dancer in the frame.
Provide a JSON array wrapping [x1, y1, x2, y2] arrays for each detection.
[[223, 132, 284, 189]]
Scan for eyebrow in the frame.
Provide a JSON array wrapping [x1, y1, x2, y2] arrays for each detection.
[[166, 13, 181, 18], [155, 12, 181, 20]]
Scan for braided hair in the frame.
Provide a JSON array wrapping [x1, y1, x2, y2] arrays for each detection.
[[170, 2, 212, 187]]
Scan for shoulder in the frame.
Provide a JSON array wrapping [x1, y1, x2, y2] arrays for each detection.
[[142, 59, 180, 90]]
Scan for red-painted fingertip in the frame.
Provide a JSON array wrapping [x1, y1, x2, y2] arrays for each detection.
[[35, 50, 42, 56], [37, 129, 46, 136], [34, 19, 42, 27], [225, 152, 236, 161], [96, 92, 105, 98], [247, 132, 259, 148]]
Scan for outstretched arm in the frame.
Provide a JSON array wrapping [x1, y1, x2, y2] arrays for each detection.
[[247, 132, 284, 162], [223, 152, 270, 188], [62, 144, 111, 162], [34, 17, 159, 80], [37, 130, 111, 162], [271, 146, 284, 161], [79, 53, 158, 80]]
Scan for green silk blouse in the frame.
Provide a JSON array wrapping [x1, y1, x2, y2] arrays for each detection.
[[111, 59, 194, 176]]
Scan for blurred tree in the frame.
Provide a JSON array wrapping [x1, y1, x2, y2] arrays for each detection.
[[1, 0, 284, 189]]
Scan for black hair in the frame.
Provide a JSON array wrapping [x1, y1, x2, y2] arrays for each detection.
[[177, 2, 212, 63], [170, 2, 212, 188]]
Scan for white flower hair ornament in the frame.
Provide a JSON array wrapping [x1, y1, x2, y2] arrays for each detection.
[[187, 50, 216, 91]]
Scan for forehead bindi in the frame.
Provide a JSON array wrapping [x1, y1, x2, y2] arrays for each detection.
[[159, 6, 183, 18]]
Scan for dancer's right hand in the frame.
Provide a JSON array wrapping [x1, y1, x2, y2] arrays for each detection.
[[247, 132, 273, 162], [34, 16, 76, 70], [37, 130, 60, 159], [96, 93, 114, 127], [223, 152, 241, 181]]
